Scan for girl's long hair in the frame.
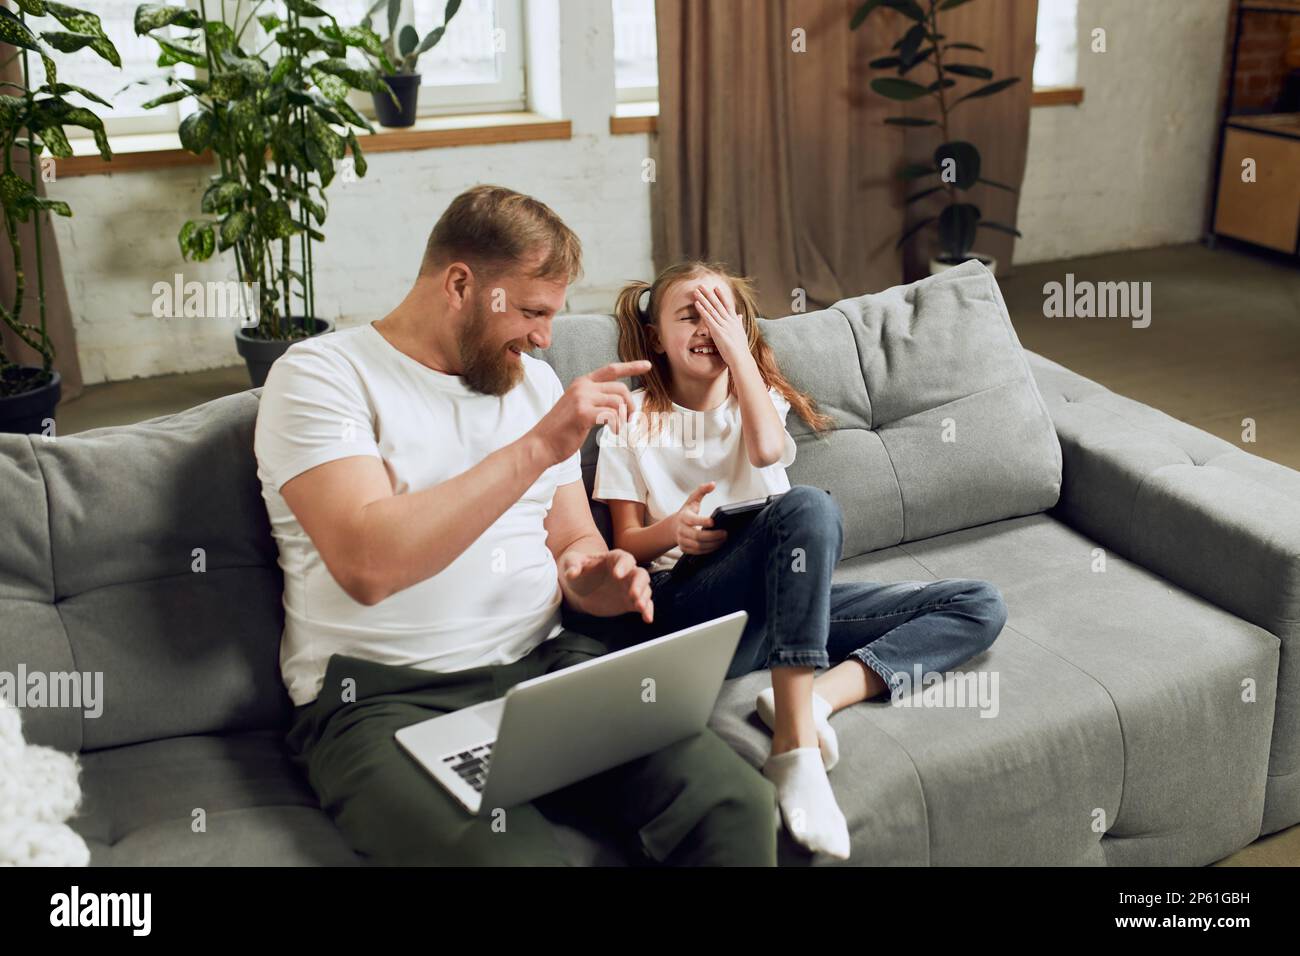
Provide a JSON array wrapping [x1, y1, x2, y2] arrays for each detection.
[[612, 261, 834, 434]]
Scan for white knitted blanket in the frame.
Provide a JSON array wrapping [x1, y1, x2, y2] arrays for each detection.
[[0, 698, 90, 866]]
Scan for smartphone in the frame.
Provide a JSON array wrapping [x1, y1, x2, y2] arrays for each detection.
[[670, 492, 788, 578]]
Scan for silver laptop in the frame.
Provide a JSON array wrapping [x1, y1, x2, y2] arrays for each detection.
[[394, 610, 747, 816]]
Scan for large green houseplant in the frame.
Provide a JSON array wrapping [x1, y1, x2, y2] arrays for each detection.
[[852, 0, 1023, 275], [0, 0, 119, 434], [133, 1, 385, 385], [356, 0, 461, 127]]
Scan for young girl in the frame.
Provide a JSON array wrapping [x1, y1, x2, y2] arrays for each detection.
[[592, 261, 1007, 859]]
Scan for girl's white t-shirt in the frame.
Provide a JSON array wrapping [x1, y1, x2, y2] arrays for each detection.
[[592, 386, 797, 573]]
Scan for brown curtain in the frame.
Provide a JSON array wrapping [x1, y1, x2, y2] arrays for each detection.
[[0, 39, 84, 401], [652, 0, 1039, 317]]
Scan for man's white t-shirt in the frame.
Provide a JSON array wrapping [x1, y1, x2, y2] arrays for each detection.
[[253, 322, 580, 707], [592, 386, 797, 574]]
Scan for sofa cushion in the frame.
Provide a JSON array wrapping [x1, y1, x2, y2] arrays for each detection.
[[541, 259, 1063, 558], [0, 391, 290, 752], [70, 730, 624, 866], [710, 511, 1278, 864]]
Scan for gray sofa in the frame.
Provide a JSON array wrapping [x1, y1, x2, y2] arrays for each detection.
[[2, 259, 1296, 865]]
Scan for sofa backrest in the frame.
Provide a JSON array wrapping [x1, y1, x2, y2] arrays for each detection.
[[0, 392, 289, 753], [541, 258, 1063, 558]]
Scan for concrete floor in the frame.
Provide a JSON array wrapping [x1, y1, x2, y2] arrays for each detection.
[[49, 239, 1300, 866]]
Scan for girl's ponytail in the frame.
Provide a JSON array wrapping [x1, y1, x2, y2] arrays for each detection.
[[613, 279, 654, 367]]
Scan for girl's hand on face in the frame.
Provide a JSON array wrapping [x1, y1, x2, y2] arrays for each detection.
[[672, 481, 728, 555], [694, 285, 753, 371]]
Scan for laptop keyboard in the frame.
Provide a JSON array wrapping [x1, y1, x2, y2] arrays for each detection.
[[443, 741, 493, 792]]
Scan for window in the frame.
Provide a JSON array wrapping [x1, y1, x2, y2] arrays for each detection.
[[1034, 0, 1079, 89], [336, 0, 526, 115], [24, 0, 189, 136], [29, 0, 525, 141], [612, 0, 657, 103]]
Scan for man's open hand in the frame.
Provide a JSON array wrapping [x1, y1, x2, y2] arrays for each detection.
[[558, 549, 653, 623]]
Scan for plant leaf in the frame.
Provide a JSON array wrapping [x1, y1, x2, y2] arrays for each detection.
[[871, 77, 930, 101], [850, 0, 888, 29], [415, 25, 445, 56], [346, 128, 367, 177], [258, 200, 301, 240], [36, 102, 110, 159], [313, 57, 387, 93], [899, 48, 934, 75], [883, 0, 927, 23], [202, 179, 244, 214], [904, 185, 944, 205], [140, 88, 189, 109], [37, 123, 71, 157], [951, 77, 1020, 107], [0, 7, 42, 52], [218, 210, 253, 251], [133, 4, 202, 35], [285, 0, 332, 19], [883, 116, 936, 127], [897, 23, 925, 64], [0, 171, 36, 215], [40, 82, 112, 107], [154, 37, 208, 68], [398, 23, 418, 57], [178, 108, 215, 154], [944, 63, 993, 80]]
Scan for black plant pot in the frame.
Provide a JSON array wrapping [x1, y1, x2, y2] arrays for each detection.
[[0, 367, 61, 435], [235, 317, 335, 388], [373, 73, 421, 127]]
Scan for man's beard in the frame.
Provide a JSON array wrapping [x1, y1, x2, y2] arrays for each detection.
[[459, 295, 527, 396]]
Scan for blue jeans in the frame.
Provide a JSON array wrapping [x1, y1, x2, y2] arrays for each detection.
[[634, 485, 1007, 691]]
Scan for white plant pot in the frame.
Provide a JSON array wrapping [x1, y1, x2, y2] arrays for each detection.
[[929, 252, 998, 276]]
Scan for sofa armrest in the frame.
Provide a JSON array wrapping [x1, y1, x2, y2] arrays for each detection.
[[1027, 350, 1300, 643]]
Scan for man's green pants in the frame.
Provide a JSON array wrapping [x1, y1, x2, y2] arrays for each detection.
[[285, 629, 778, 866]]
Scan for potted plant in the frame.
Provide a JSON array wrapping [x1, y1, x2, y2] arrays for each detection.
[[356, 0, 461, 128], [134, 1, 384, 386], [852, 0, 1023, 275], [0, 1, 119, 434]]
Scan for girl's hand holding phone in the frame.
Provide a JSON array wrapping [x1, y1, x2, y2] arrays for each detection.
[[672, 481, 728, 555]]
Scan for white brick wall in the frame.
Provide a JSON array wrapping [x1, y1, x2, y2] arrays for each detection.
[[1015, 0, 1229, 264], [50, 0, 1230, 384]]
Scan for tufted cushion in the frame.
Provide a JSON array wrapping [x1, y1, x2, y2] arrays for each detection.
[[541, 259, 1063, 559]]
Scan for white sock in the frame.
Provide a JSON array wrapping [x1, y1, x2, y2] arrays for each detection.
[[762, 747, 851, 860], [755, 687, 840, 770]]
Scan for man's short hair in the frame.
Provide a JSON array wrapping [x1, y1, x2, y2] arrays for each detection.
[[420, 184, 583, 284]]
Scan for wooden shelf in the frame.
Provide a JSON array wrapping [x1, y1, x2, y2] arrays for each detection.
[[1227, 112, 1300, 137], [54, 112, 571, 177]]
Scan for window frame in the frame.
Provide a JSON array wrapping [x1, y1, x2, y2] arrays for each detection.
[[345, 0, 528, 120], [612, 0, 658, 106]]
